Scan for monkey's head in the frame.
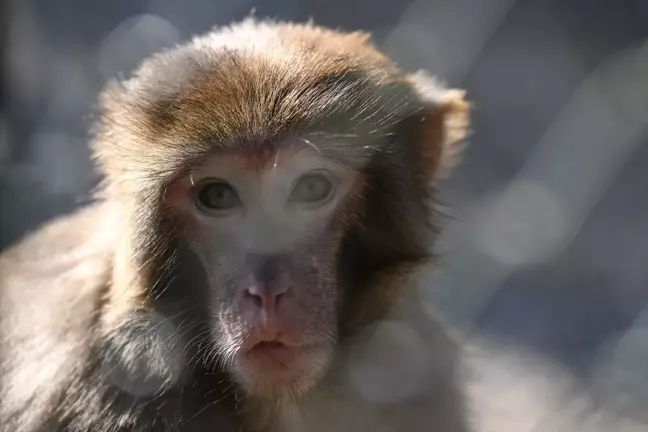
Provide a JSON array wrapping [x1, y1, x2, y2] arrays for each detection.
[[93, 19, 469, 400]]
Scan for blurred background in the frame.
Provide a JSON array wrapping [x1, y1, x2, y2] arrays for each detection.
[[1, 0, 647, 428]]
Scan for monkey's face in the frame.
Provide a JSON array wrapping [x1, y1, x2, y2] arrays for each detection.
[[97, 21, 469, 400], [165, 143, 362, 397]]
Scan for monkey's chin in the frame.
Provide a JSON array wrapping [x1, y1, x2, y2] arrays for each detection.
[[232, 342, 333, 399]]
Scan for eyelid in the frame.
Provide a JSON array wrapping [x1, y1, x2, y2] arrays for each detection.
[[192, 177, 243, 197]]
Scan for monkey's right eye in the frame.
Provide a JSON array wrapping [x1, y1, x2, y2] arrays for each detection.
[[195, 181, 242, 213]]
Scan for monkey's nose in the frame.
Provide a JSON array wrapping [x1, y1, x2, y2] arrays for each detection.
[[242, 283, 289, 313]]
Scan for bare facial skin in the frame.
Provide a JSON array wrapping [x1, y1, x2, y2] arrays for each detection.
[[165, 146, 361, 397]]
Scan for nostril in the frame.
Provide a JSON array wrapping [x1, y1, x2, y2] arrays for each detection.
[[243, 285, 291, 310], [244, 288, 264, 308]]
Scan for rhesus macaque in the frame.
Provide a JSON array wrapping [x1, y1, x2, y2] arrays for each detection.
[[1, 18, 627, 432]]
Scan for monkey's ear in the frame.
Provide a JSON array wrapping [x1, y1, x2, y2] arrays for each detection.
[[407, 71, 471, 180]]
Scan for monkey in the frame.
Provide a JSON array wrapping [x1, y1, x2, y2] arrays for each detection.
[[0, 18, 472, 432], [1, 18, 635, 432]]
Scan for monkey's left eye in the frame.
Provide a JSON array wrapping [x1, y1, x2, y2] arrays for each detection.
[[289, 172, 334, 206], [195, 181, 242, 213]]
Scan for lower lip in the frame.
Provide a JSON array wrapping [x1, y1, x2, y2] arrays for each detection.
[[245, 342, 320, 367]]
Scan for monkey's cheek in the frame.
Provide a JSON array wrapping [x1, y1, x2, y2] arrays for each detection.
[[100, 313, 187, 398], [232, 343, 334, 397]]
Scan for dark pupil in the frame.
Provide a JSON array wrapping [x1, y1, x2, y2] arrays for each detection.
[[198, 183, 238, 210]]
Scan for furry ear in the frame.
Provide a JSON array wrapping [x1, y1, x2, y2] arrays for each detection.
[[407, 71, 471, 180]]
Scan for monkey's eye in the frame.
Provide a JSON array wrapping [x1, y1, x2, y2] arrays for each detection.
[[289, 172, 334, 206], [195, 181, 241, 212]]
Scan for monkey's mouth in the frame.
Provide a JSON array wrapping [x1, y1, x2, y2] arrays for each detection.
[[233, 338, 333, 396], [253, 340, 287, 350], [245, 340, 314, 368]]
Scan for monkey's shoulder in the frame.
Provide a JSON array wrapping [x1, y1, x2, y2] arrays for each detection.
[[2, 201, 113, 275], [1, 203, 113, 311], [1, 202, 112, 263], [0, 202, 112, 350], [0, 204, 116, 431]]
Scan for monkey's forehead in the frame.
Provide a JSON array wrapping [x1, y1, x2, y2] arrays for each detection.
[[94, 19, 432, 193], [189, 142, 363, 175]]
